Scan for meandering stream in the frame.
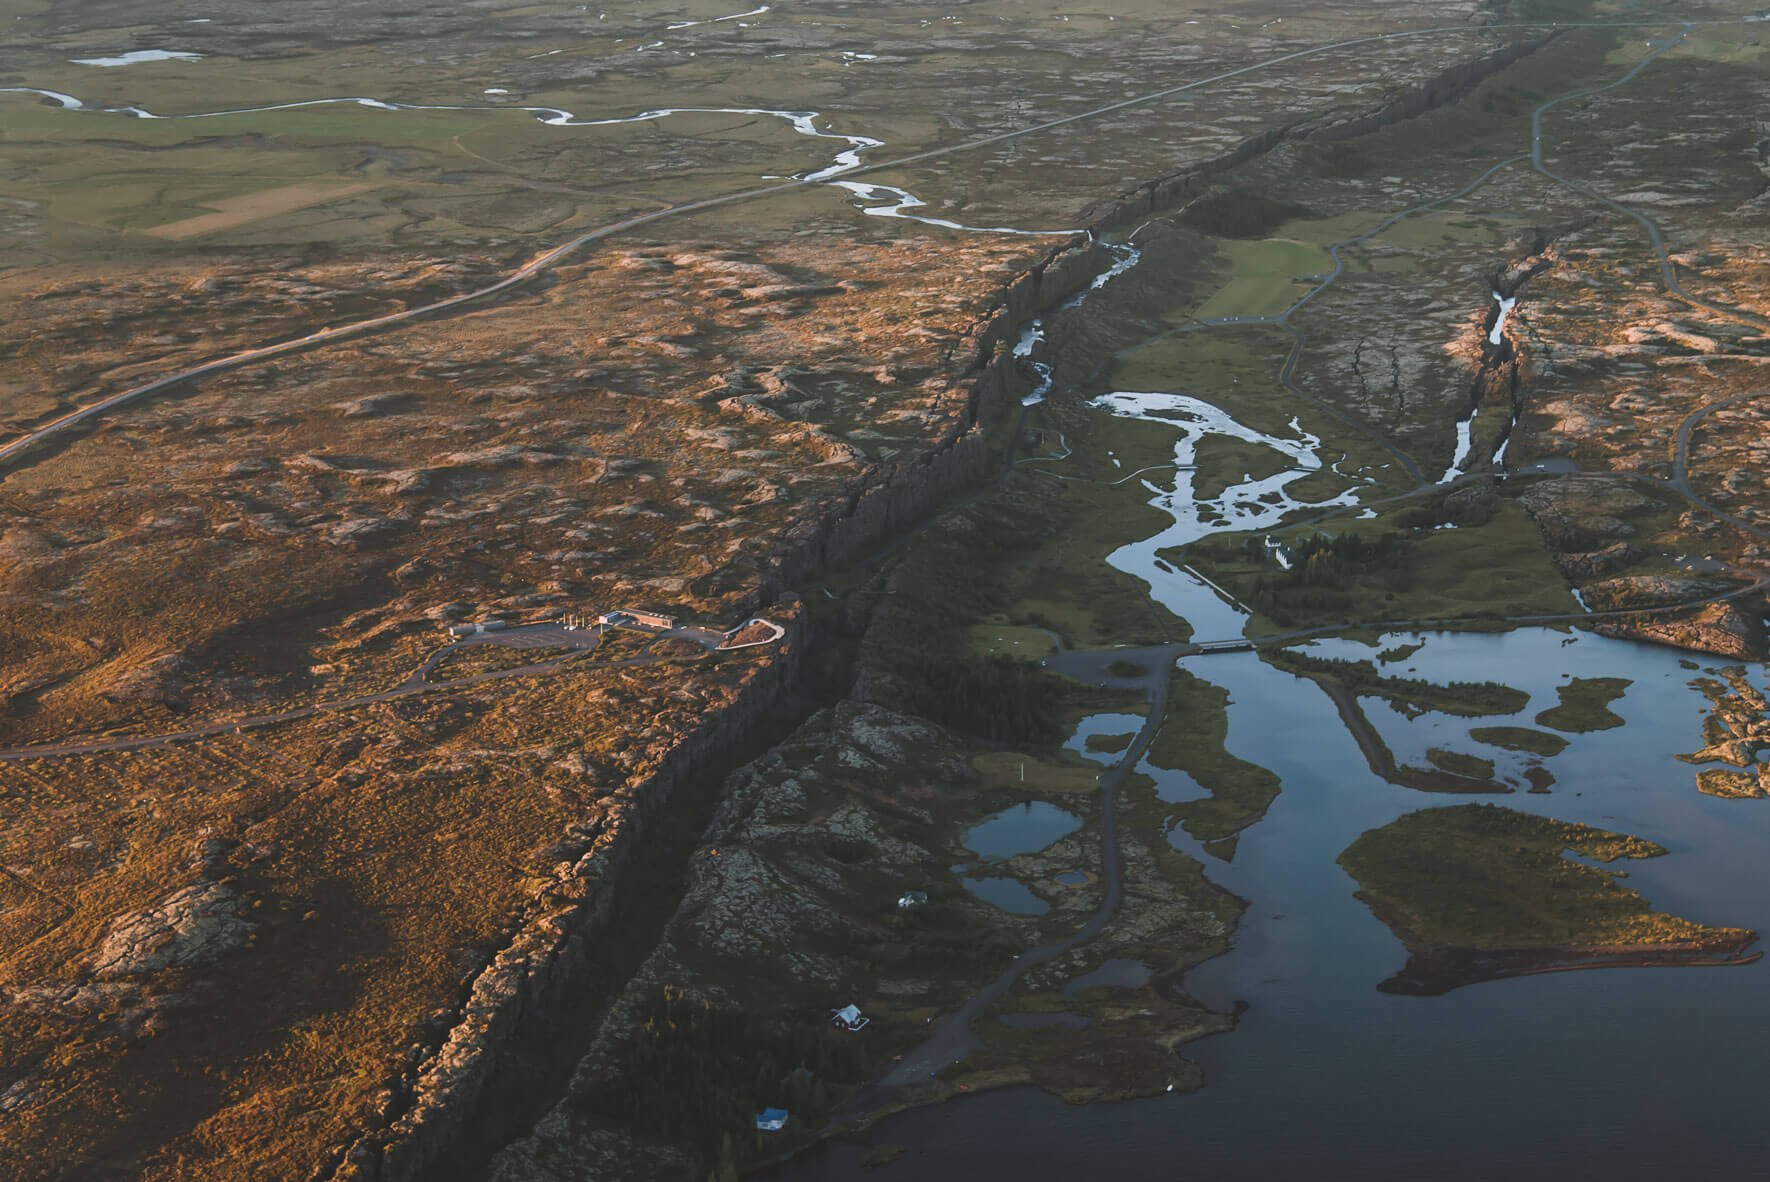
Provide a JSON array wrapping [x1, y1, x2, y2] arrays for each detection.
[[1090, 390, 1361, 639], [785, 268, 1770, 1180], [0, 86, 1065, 234]]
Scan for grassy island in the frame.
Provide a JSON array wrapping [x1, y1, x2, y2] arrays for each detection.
[[1339, 804, 1755, 993], [1147, 669, 1282, 848], [1534, 677, 1632, 733], [1265, 649, 1529, 718]]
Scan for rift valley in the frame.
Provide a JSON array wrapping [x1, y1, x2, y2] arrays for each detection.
[[3, 0, 1770, 1179]]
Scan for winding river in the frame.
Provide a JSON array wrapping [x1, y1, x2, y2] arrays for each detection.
[[0, 86, 991, 227], [782, 255, 1770, 1177], [13, 19, 1770, 1177]]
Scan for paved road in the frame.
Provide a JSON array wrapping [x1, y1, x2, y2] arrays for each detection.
[[1672, 391, 1770, 496], [877, 645, 1181, 1087]]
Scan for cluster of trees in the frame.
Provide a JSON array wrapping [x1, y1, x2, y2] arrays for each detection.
[[579, 986, 872, 1179], [1284, 532, 1415, 590], [1240, 532, 1418, 625], [1179, 188, 1315, 238], [887, 652, 1067, 745]]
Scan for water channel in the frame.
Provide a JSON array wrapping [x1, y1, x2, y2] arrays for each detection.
[[787, 268, 1770, 1177], [797, 624, 1770, 1179]]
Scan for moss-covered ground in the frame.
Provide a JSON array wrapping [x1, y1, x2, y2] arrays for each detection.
[[1146, 669, 1281, 847], [1339, 803, 1748, 950], [1192, 238, 1333, 320], [1426, 748, 1495, 779], [1535, 677, 1632, 733], [1470, 726, 1569, 756]]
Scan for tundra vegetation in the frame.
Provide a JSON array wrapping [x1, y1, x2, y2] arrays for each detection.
[[1339, 803, 1751, 951], [3, 0, 1770, 1175]]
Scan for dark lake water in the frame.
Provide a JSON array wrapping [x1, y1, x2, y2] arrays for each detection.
[[786, 628, 1770, 1180], [960, 800, 1082, 858], [954, 872, 1049, 916]]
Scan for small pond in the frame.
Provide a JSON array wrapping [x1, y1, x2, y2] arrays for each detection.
[[955, 872, 1050, 916], [961, 801, 1082, 857], [1064, 958, 1153, 996], [1064, 712, 1147, 767]]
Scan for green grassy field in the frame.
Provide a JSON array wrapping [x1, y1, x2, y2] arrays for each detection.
[[1340, 803, 1747, 950], [1535, 677, 1632, 733], [1192, 238, 1332, 319]]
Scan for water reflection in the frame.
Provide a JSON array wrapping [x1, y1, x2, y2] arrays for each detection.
[[790, 628, 1770, 1180]]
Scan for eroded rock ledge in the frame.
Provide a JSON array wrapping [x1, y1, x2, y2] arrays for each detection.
[[325, 234, 1113, 1182]]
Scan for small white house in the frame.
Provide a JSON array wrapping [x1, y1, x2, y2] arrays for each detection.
[[755, 1108, 789, 1132], [831, 1004, 870, 1032], [897, 891, 928, 909]]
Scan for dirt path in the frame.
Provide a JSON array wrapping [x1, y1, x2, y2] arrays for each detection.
[[877, 644, 1181, 1087]]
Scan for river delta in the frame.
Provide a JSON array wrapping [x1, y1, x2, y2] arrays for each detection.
[[3, 0, 1770, 1179]]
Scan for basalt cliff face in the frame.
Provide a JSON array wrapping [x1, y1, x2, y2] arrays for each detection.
[[352, 34, 1581, 1181], [1083, 36, 1552, 231], [326, 232, 1116, 1182]]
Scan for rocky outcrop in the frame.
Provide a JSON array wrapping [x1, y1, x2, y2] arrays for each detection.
[[485, 701, 979, 1181], [1444, 477, 1501, 526], [96, 650, 192, 709], [1556, 542, 1645, 581], [1579, 574, 1738, 611], [1516, 475, 1659, 549], [1592, 601, 1767, 660], [330, 599, 809, 1182], [90, 881, 254, 977]]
